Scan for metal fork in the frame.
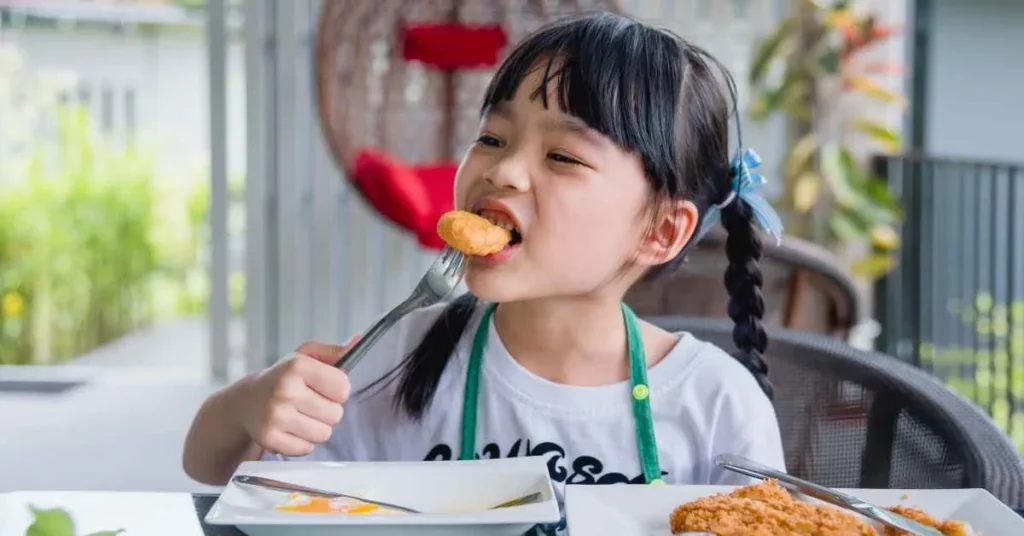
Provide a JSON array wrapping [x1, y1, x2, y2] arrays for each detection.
[[336, 246, 467, 372]]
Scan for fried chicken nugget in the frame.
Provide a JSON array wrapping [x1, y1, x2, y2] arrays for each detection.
[[670, 480, 874, 536], [882, 506, 972, 536], [436, 210, 512, 256]]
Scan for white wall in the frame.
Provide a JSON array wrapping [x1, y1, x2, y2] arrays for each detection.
[[924, 0, 1024, 162]]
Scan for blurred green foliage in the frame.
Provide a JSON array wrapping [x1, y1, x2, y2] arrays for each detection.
[[0, 107, 228, 365], [749, 0, 904, 279], [0, 108, 155, 364], [0, 42, 240, 365], [919, 294, 1024, 452]]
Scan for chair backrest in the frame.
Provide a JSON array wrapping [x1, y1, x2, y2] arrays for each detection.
[[647, 315, 1024, 510], [626, 230, 862, 339]]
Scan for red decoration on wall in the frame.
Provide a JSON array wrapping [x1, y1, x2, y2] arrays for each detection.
[[352, 150, 432, 234], [411, 162, 459, 249], [351, 149, 457, 250], [401, 23, 507, 70]]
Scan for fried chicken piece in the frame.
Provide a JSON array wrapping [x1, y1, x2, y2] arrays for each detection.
[[436, 210, 512, 256], [882, 506, 972, 536], [671, 481, 973, 536], [670, 480, 874, 536]]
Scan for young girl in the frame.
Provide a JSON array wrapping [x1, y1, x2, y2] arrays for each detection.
[[183, 9, 785, 524]]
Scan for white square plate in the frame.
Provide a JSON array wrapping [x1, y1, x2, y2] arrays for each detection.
[[564, 484, 1024, 535], [205, 457, 560, 536]]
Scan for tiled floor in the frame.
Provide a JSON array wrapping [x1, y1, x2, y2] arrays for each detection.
[[0, 318, 243, 494]]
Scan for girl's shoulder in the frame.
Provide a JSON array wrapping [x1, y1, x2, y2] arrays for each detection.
[[650, 330, 774, 414]]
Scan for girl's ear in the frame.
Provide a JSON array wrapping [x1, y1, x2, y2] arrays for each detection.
[[633, 199, 699, 268]]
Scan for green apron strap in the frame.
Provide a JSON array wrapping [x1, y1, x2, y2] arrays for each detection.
[[459, 302, 664, 484], [621, 303, 663, 484], [459, 303, 496, 461]]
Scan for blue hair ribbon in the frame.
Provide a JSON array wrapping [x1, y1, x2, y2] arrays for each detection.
[[696, 148, 784, 246]]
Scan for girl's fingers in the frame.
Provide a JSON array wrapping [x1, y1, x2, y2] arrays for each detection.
[[282, 408, 335, 445], [260, 429, 316, 457]]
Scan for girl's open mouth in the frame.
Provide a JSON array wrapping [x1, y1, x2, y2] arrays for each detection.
[[473, 208, 522, 263], [475, 209, 523, 248]]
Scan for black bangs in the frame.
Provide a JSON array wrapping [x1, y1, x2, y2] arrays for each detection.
[[480, 12, 683, 193]]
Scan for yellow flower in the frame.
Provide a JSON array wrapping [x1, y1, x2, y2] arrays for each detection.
[[2, 291, 24, 318]]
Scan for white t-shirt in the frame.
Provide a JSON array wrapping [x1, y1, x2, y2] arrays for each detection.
[[262, 301, 785, 532]]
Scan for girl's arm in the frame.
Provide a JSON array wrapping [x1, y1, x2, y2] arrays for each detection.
[[182, 376, 264, 486], [182, 341, 355, 486]]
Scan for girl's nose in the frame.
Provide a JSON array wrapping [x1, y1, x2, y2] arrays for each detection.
[[484, 158, 530, 192]]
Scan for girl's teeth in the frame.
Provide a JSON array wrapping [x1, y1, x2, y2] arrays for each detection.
[[480, 210, 515, 231]]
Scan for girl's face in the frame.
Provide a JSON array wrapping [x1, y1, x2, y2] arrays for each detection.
[[454, 66, 672, 303]]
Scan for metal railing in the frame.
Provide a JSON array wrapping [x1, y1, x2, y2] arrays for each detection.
[[875, 153, 1024, 450]]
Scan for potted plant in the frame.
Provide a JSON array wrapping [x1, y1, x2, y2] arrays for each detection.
[[748, 0, 904, 279]]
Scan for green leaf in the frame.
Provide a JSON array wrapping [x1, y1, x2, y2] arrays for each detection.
[[784, 133, 820, 179], [849, 118, 901, 152], [26, 506, 75, 536], [844, 75, 906, 106], [819, 143, 857, 205], [848, 186, 900, 226], [862, 176, 903, 216], [870, 223, 901, 251], [793, 171, 823, 213], [816, 48, 842, 76], [751, 72, 812, 121], [820, 144, 901, 231], [749, 17, 797, 86], [829, 209, 865, 242], [850, 252, 897, 278]]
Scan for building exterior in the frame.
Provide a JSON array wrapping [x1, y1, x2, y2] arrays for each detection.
[[907, 0, 1024, 162], [0, 0, 247, 178]]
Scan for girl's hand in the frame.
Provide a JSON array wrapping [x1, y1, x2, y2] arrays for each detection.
[[240, 338, 359, 456]]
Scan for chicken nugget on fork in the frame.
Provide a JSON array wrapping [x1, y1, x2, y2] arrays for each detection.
[[436, 210, 513, 256]]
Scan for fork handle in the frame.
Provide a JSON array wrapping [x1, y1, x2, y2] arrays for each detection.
[[335, 294, 427, 372], [232, 475, 421, 514]]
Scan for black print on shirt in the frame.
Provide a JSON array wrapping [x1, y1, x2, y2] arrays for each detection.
[[423, 438, 668, 485], [425, 439, 669, 536], [525, 517, 566, 536]]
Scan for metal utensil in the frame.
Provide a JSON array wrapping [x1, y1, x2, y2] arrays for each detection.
[[233, 474, 422, 513], [336, 245, 467, 372], [489, 491, 543, 509], [714, 454, 946, 536], [233, 474, 543, 513]]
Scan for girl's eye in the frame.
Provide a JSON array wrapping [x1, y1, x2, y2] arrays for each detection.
[[475, 134, 502, 148], [547, 152, 583, 166]]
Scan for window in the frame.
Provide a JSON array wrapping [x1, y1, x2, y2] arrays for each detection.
[[733, 0, 751, 20], [101, 85, 114, 133], [695, 0, 712, 22], [76, 85, 91, 109], [123, 87, 136, 143]]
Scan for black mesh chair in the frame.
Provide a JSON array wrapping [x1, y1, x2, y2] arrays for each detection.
[[648, 316, 1024, 511]]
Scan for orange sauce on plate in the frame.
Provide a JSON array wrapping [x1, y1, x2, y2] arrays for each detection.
[[273, 493, 385, 515]]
